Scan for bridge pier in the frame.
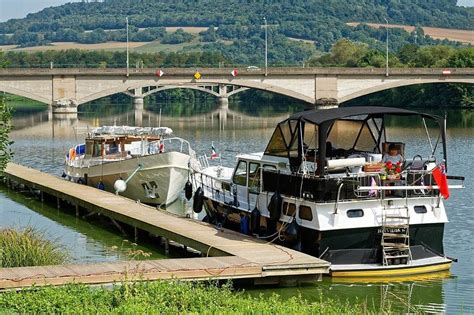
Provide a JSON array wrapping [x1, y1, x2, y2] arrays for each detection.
[[315, 98, 338, 110], [51, 99, 78, 114], [133, 97, 144, 110]]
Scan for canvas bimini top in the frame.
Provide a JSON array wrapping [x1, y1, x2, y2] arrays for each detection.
[[264, 106, 447, 175], [286, 106, 440, 125]]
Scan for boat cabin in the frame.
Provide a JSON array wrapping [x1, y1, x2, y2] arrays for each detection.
[[260, 107, 448, 201], [84, 135, 161, 159]]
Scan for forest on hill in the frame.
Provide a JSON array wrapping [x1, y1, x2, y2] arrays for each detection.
[[0, 0, 473, 65]]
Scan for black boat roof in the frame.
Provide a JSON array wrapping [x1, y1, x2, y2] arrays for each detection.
[[287, 106, 440, 125]]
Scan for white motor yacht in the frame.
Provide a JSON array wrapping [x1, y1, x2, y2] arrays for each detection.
[[191, 107, 464, 277], [65, 126, 194, 206]]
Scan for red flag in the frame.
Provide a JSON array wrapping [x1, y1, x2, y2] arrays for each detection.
[[432, 165, 449, 199]]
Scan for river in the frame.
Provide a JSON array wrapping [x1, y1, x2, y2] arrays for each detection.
[[1, 100, 473, 313]]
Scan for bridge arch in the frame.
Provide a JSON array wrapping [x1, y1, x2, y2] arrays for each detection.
[[0, 85, 50, 105], [141, 85, 221, 98], [339, 78, 474, 103], [76, 79, 315, 105]]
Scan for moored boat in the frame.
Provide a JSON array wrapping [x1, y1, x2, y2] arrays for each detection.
[[65, 126, 194, 206], [191, 107, 464, 277]]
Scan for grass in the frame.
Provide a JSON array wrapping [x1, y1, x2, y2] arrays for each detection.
[[165, 26, 210, 34], [0, 227, 69, 268], [0, 281, 377, 314]]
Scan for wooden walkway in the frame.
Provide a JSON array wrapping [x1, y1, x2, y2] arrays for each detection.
[[1, 163, 329, 289]]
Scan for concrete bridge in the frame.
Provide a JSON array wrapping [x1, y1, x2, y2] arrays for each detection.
[[0, 67, 472, 112]]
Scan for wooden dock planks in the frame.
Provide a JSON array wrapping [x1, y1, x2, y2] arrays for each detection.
[[0, 257, 261, 289], [1, 163, 329, 289]]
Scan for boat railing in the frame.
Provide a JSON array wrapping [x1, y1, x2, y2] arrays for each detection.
[[262, 168, 464, 203], [148, 137, 193, 156], [192, 169, 234, 205], [355, 170, 465, 199]]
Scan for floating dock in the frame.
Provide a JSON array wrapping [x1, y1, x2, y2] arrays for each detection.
[[1, 163, 329, 289]]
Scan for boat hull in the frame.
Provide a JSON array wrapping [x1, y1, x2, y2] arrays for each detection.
[[201, 199, 450, 277], [330, 257, 452, 278], [65, 151, 189, 205]]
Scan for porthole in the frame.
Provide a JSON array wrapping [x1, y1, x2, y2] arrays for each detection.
[[299, 205, 313, 221], [282, 202, 296, 217], [414, 205, 427, 214], [347, 209, 364, 218]]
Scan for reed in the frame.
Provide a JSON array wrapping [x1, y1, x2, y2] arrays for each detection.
[[0, 227, 69, 268]]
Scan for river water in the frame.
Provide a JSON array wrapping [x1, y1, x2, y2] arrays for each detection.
[[1, 100, 473, 313]]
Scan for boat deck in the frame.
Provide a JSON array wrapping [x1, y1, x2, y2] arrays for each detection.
[[1, 163, 329, 289]]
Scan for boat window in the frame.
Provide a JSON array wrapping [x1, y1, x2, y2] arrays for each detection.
[[93, 142, 102, 157], [288, 124, 300, 158], [86, 142, 93, 156], [280, 122, 292, 147], [263, 164, 276, 170], [233, 160, 247, 186], [347, 209, 364, 218], [354, 122, 377, 152], [248, 162, 260, 192], [303, 123, 318, 152], [414, 205, 427, 214], [264, 126, 288, 157], [327, 120, 365, 152], [299, 205, 313, 221], [282, 202, 296, 217]]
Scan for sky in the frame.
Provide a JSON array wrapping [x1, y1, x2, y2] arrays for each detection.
[[1, 0, 473, 22], [0, 0, 80, 22]]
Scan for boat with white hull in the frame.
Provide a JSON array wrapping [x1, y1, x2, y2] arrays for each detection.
[[191, 107, 464, 277], [65, 126, 194, 206]]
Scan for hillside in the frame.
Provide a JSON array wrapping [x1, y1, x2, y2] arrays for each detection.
[[0, 0, 473, 64]]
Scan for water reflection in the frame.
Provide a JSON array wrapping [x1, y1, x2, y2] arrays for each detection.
[[0, 186, 167, 263], [244, 273, 449, 313]]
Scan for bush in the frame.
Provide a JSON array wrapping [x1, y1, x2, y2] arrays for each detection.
[[0, 227, 69, 267]]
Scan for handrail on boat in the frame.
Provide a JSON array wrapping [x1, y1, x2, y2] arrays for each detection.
[[148, 137, 192, 155], [333, 182, 344, 214]]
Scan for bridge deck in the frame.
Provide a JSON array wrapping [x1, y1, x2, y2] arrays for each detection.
[[1, 163, 329, 289]]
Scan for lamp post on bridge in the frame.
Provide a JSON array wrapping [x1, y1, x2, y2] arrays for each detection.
[[263, 16, 268, 76], [384, 17, 389, 77], [126, 17, 129, 77]]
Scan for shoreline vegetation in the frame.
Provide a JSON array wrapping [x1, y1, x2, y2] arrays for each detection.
[[0, 227, 69, 268], [0, 281, 394, 314]]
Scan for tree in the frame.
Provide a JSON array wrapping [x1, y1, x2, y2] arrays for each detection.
[[200, 26, 217, 42], [161, 29, 194, 44]]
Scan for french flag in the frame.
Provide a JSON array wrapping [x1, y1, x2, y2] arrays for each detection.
[[211, 143, 219, 159]]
